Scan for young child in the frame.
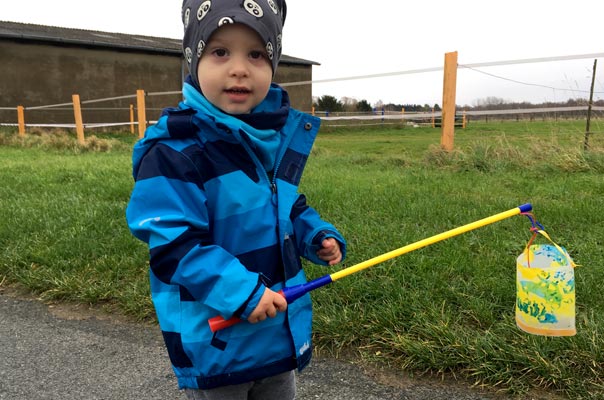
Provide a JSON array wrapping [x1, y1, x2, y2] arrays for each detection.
[[125, 0, 346, 399]]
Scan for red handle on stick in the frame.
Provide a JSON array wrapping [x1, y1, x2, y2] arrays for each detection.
[[208, 315, 243, 332]]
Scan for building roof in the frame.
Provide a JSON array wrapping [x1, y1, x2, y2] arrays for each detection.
[[0, 20, 319, 66]]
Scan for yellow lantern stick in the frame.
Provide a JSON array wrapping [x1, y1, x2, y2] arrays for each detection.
[[209, 203, 532, 332]]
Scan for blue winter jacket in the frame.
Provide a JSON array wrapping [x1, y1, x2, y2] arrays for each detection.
[[126, 80, 346, 390]]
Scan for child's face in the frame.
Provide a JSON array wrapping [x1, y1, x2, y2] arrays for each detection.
[[197, 23, 273, 114]]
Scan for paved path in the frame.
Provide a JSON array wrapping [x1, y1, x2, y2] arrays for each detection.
[[0, 290, 503, 400]]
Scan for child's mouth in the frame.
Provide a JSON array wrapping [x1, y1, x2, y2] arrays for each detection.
[[225, 87, 251, 94]]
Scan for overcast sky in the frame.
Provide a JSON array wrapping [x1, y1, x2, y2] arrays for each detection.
[[3, 0, 604, 107]]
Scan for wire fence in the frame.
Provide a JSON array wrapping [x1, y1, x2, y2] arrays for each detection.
[[1, 52, 603, 142]]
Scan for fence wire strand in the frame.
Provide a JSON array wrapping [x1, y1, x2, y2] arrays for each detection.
[[2, 52, 603, 128]]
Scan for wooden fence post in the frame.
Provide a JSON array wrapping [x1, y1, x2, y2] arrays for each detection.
[[584, 59, 597, 151], [72, 94, 85, 144], [441, 51, 458, 151], [129, 104, 135, 134], [17, 106, 26, 137], [136, 90, 147, 139]]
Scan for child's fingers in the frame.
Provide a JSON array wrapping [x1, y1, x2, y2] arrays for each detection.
[[248, 289, 288, 323], [266, 307, 277, 318], [274, 293, 288, 311], [319, 239, 338, 254], [325, 253, 342, 265], [317, 238, 342, 265], [322, 238, 336, 247]]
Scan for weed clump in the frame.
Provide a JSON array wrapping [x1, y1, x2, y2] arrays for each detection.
[[423, 136, 604, 173], [0, 128, 128, 153]]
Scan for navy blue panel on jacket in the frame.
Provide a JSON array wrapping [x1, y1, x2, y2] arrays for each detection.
[[135, 143, 205, 190], [197, 140, 260, 184], [149, 227, 212, 284]]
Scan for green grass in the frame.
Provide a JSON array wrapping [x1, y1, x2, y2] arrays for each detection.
[[1, 121, 603, 398]]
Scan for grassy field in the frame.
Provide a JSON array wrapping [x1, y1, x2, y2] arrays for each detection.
[[1, 120, 603, 398]]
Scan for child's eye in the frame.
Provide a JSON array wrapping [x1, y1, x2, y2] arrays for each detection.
[[249, 50, 265, 60], [212, 48, 228, 57]]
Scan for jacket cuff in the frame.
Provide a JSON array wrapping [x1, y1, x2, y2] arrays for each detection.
[[237, 282, 267, 320]]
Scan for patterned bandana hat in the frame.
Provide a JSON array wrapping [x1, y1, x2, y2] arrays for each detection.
[[182, 0, 287, 88]]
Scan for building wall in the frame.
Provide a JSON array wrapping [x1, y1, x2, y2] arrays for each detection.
[[0, 40, 183, 124], [0, 39, 313, 126], [275, 63, 313, 113]]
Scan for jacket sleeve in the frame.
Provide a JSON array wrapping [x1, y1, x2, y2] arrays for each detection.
[[126, 142, 264, 319], [290, 194, 347, 265]]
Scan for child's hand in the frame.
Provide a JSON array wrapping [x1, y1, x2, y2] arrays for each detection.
[[317, 238, 342, 266], [247, 288, 287, 324]]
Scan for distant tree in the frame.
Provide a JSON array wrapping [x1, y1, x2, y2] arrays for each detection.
[[316, 95, 343, 112], [400, 103, 431, 112], [472, 96, 508, 109], [383, 103, 401, 112], [340, 96, 358, 112], [566, 98, 589, 106], [356, 99, 372, 112], [375, 103, 440, 112]]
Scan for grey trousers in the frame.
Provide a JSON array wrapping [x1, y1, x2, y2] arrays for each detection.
[[183, 371, 296, 400]]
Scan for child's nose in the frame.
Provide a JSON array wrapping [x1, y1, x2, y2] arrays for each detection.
[[229, 56, 249, 77]]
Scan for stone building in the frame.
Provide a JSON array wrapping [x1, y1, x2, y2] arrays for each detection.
[[0, 21, 317, 126]]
